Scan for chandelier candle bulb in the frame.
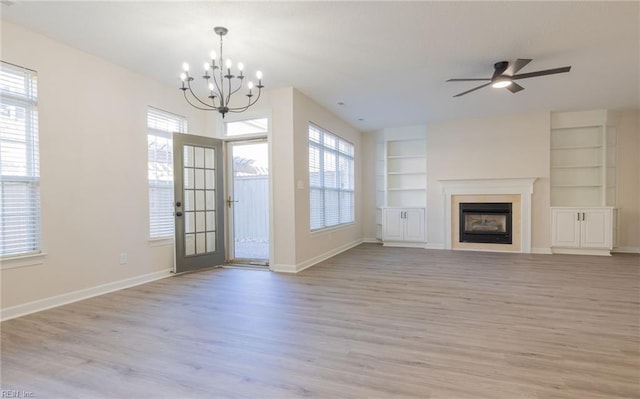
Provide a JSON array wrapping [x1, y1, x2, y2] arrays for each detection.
[[178, 26, 264, 118]]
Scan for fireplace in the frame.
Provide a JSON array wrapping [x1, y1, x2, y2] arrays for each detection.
[[459, 202, 512, 244]]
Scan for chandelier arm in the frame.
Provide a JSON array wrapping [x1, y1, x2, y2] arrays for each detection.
[[211, 70, 225, 108], [183, 90, 216, 111], [186, 78, 217, 109], [228, 78, 244, 98], [227, 87, 262, 111]]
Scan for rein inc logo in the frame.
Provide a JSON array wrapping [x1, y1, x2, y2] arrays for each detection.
[[1, 391, 34, 398]]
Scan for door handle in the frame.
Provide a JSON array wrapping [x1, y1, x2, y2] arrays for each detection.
[[582, 212, 585, 221], [577, 212, 580, 221], [227, 196, 238, 208]]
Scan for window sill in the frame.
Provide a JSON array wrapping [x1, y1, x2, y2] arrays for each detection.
[[148, 237, 174, 247], [1, 252, 48, 270], [310, 222, 356, 237]]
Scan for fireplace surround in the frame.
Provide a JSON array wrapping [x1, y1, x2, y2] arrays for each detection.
[[439, 178, 536, 253]]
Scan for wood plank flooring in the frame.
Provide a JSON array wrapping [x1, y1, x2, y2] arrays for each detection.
[[1, 244, 639, 398]]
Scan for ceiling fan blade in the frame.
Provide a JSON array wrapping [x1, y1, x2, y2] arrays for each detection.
[[506, 82, 525, 93], [446, 78, 492, 82], [453, 82, 492, 97], [512, 66, 571, 80], [505, 59, 532, 76]]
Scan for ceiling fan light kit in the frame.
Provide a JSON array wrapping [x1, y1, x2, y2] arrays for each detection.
[[179, 26, 264, 118], [447, 58, 571, 97]]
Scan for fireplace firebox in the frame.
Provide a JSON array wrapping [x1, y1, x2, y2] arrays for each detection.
[[459, 202, 512, 244]]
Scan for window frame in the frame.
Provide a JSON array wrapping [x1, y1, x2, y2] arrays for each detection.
[[0, 61, 41, 259], [308, 123, 355, 232], [147, 107, 187, 240]]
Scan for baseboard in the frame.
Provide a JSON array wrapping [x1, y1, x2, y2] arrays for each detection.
[[551, 248, 612, 256], [425, 243, 445, 250], [362, 237, 380, 244], [613, 246, 640, 254], [532, 247, 553, 255], [270, 239, 364, 273], [0, 269, 172, 322], [383, 241, 426, 248]]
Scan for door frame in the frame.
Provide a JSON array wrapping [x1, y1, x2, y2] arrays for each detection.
[[224, 136, 270, 265]]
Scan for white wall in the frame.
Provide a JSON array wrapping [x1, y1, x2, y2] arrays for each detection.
[[0, 22, 209, 311], [289, 89, 363, 270]]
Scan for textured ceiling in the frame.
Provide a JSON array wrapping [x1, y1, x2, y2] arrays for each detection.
[[2, 1, 638, 131]]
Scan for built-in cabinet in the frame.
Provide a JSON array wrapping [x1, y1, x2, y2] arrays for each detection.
[[551, 207, 615, 255], [382, 208, 425, 246], [374, 127, 427, 247], [550, 110, 618, 256]]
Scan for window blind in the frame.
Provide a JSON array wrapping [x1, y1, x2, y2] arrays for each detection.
[[147, 107, 187, 238], [308, 124, 354, 231], [0, 62, 40, 257]]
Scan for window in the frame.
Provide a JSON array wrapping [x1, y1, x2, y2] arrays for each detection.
[[225, 117, 268, 137], [0, 62, 40, 257], [147, 107, 187, 238], [308, 123, 354, 231]]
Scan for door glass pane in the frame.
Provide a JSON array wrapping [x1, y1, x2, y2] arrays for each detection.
[[206, 232, 216, 252], [184, 145, 194, 167], [185, 212, 195, 233], [205, 148, 214, 168], [195, 169, 205, 189], [195, 211, 205, 232], [205, 169, 215, 189], [184, 190, 194, 211], [196, 232, 206, 254], [195, 147, 204, 168], [206, 211, 215, 231], [185, 234, 195, 256], [231, 141, 269, 260], [205, 190, 215, 210], [184, 168, 194, 189], [195, 190, 205, 210]]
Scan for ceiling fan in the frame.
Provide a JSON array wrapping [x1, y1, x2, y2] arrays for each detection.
[[447, 59, 571, 97]]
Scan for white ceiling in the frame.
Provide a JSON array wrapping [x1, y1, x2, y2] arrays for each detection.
[[2, 1, 638, 131]]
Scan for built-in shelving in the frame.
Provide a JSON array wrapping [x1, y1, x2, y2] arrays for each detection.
[[385, 138, 426, 208], [550, 111, 617, 208]]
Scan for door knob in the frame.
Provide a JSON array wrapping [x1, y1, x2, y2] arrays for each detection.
[[176, 211, 183, 217], [176, 201, 182, 207]]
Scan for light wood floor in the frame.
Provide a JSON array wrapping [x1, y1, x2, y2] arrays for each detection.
[[2, 244, 639, 398]]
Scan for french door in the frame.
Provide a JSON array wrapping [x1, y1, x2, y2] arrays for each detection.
[[172, 133, 225, 273]]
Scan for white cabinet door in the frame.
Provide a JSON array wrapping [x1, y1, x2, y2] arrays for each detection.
[[581, 209, 612, 249], [382, 208, 404, 241], [404, 208, 425, 242], [551, 208, 581, 248]]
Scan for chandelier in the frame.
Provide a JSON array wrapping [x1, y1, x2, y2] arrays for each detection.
[[179, 26, 264, 118]]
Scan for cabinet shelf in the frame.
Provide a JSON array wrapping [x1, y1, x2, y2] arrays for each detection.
[[387, 171, 426, 175], [551, 184, 601, 188], [386, 155, 425, 159], [551, 145, 603, 150], [387, 187, 426, 191], [551, 164, 603, 169]]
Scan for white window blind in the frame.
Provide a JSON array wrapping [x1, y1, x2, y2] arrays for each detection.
[[0, 62, 40, 257], [308, 124, 354, 231], [147, 107, 187, 238]]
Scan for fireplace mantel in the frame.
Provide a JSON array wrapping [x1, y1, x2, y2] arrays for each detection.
[[439, 178, 537, 253]]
